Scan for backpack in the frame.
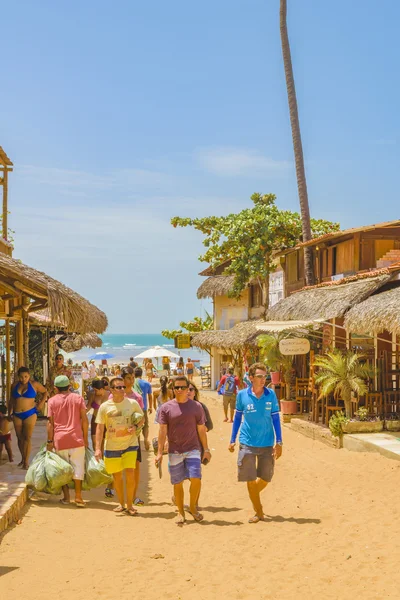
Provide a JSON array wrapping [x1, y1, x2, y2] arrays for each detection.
[[224, 375, 236, 396]]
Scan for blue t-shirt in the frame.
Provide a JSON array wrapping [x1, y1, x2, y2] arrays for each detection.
[[236, 387, 280, 448], [137, 379, 152, 411]]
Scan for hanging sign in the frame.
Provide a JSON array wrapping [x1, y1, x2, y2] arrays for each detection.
[[279, 338, 310, 356], [174, 334, 191, 349]]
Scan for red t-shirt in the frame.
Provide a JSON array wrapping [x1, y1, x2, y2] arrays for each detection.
[[47, 393, 86, 451], [158, 399, 205, 454]]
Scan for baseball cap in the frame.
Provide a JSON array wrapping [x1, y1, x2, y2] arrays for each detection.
[[54, 375, 70, 388]]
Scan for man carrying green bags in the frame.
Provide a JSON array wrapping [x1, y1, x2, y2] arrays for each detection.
[[47, 375, 89, 507]]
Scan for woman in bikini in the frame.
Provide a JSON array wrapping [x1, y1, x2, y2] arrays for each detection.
[[185, 358, 195, 382], [10, 366, 47, 469], [146, 360, 155, 383]]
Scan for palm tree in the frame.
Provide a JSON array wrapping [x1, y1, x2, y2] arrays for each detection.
[[279, 0, 314, 286], [314, 350, 375, 418]]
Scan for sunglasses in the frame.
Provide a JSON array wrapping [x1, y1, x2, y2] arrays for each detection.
[[174, 385, 188, 390], [254, 374, 267, 379], [112, 385, 126, 390], [188, 387, 195, 392]]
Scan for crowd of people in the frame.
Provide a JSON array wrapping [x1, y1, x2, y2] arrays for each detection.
[[0, 355, 283, 525]]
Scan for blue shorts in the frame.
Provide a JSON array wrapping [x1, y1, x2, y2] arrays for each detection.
[[168, 449, 202, 484]]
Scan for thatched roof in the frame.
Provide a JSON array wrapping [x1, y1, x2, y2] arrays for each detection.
[[57, 333, 103, 353], [344, 285, 400, 334], [191, 319, 265, 350], [266, 273, 392, 322], [0, 253, 107, 333], [197, 275, 236, 299]]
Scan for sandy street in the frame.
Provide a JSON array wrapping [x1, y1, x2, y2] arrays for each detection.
[[1, 393, 400, 600]]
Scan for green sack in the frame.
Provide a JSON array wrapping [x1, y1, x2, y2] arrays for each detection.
[[25, 447, 47, 491], [84, 448, 112, 489], [43, 451, 74, 495]]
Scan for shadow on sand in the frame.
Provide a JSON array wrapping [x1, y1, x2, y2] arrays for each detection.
[[263, 514, 321, 525]]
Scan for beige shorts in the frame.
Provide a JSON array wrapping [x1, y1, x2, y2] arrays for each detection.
[[56, 446, 85, 480], [223, 394, 236, 411]]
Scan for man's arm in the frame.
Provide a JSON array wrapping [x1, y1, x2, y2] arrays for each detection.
[[148, 392, 153, 413], [228, 410, 243, 452], [95, 424, 105, 460], [80, 409, 89, 447], [196, 424, 211, 463], [156, 423, 168, 465], [47, 417, 54, 451], [217, 376, 225, 392], [34, 382, 48, 411]]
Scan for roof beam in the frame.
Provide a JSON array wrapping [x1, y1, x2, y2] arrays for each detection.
[[13, 281, 48, 300]]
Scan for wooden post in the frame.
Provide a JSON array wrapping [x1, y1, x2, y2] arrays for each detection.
[[5, 319, 11, 404], [17, 318, 24, 368], [2, 166, 8, 240]]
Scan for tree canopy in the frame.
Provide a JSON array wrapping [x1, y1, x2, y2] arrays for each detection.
[[171, 193, 339, 301], [161, 312, 213, 340]]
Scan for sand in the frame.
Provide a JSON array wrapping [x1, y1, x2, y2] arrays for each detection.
[[1, 393, 400, 600]]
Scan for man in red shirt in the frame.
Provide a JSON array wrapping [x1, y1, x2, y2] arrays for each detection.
[[217, 368, 241, 423], [47, 375, 89, 507]]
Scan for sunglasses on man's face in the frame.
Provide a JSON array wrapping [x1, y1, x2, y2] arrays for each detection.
[[174, 385, 188, 390], [112, 385, 126, 390], [254, 374, 267, 379]]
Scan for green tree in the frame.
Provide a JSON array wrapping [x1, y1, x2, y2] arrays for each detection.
[[280, 0, 314, 286], [161, 311, 213, 340], [314, 349, 375, 418], [171, 193, 339, 308]]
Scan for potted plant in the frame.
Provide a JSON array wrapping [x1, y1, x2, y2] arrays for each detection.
[[341, 406, 383, 434], [314, 349, 375, 419], [258, 334, 297, 414], [257, 334, 282, 384]]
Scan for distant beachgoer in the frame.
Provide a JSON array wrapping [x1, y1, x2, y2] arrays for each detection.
[[86, 380, 110, 452], [162, 356, 170, 373], [10, 367, 48, 469], [129, 357, 138, 369], [153, 376, 173, 411], [101, 358, 108, 376], [185, 358, 195, 382], [88, 360, 97, 379], [47, 375, 89, 507], [176, 357, 184, 376], [81, 361, 90, 397], [134, 367, 152, 451], [46, 353, 74, 397], [217, 368, 241, 423], [229, 362, 282, 524], [95, 376, 144, 516], [0, 404, 13, 463], [156, 375, 211, 525], [146, 360, 155, 383]]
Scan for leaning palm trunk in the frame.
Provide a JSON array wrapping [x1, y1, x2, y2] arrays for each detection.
[[341, 388, 352, 419], [279, 0, 314, 286]]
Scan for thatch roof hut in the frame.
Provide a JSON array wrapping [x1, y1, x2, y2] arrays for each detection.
[[344, 285, 400, 334], [0, 253, 107, 333], [197, 275, 236, 299], [58, 333, 103, 353], [191, 319, 265, 350], [266, 273, 393, 322]]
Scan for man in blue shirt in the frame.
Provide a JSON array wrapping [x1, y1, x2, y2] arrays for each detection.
[[229, 362, 283, 523], [134, 367, 153, 451]]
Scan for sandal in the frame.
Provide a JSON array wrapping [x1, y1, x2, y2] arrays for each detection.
[[125, 507, 138, 516], [188, 509, 204, 522], [59, 499, 70, 505], [134, 497, 144, 506], [113, 505, 126, 513], [75, 500, 86, 508], [105, 488, 114, 498], [175, 515, 186, 526], [248, 515, 264, 524]]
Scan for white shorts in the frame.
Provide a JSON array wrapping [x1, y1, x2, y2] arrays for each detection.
[[56, 446, 85, 481]]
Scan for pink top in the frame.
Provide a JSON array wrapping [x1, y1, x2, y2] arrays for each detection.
[[48, 393, 86, 451], [126, 390, 144, 410]]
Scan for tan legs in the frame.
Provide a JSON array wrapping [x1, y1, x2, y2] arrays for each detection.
[[247, 478, 268, 519]]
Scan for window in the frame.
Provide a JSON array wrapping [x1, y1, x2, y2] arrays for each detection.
[[249, 284, 262, 308]]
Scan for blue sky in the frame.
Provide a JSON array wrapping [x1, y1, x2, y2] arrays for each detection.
[[2, 0, 400, 332]]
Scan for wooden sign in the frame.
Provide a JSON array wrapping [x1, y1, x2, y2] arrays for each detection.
[[174, 334, 191, 349], [279, 338, 310, 356]]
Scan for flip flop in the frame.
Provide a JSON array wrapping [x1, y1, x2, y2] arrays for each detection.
[[133, 498, 144, 506], [176, 515, 186, 526], [248, 515, 264, 524], [75, 500, 86, 508], [125, 507, 138, 516], [105, 488, 114, 498], [59, 499, 69, 505], [188, 510, 204, 522], [113, 505, 126, 513]]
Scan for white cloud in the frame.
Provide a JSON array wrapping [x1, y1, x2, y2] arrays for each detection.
[[195, 147, 291, 176]]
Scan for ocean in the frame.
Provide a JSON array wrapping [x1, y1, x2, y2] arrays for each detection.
[[67, 333, 209, 366]]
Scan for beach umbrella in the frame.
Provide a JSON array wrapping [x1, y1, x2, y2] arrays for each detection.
[[134, 346, 180, 360], [88, 351, 115, 360]]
